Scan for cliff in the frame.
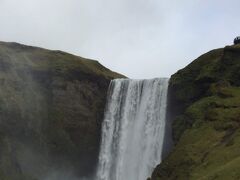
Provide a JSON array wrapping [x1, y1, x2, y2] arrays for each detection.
[[0, 41, 124, 180], [151, 44, 240, 179]]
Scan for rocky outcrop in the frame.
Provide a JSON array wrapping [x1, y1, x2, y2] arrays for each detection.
[[0, 41, 124, 180], [151, 44, 240, 179]]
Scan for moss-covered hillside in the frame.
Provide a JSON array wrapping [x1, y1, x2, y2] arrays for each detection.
[[0, 41, 124, 180], [151, 44, 240, 180]]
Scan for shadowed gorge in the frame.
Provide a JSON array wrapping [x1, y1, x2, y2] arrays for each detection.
[[0, 41, 124, 180]]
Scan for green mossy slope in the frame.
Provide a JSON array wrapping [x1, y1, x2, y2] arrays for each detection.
[[151, 44, 240, 180], [0, 41, 124, 179]]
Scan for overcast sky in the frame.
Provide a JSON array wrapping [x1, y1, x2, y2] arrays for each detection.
[[0, 0, 239, 78]]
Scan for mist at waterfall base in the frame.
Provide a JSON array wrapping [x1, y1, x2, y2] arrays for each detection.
[[96, 78, 169, 180]]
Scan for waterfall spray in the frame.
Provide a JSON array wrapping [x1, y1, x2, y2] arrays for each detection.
[[96, 78, 168, 180]]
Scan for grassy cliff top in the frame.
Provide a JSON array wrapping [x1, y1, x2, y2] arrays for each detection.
[[0, 41, 125, 80]]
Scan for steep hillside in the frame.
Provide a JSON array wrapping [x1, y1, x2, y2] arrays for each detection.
[[151, 44, 240, 180], [0, 41, 124, 180]]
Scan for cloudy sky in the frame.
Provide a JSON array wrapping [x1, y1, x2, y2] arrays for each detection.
[[0, 0, 239, 78]]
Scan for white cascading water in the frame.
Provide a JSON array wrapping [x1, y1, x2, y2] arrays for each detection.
[[96, 78, 168, 180]]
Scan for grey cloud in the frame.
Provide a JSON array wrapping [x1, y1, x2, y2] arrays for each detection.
[[0, 0, 239, 78]]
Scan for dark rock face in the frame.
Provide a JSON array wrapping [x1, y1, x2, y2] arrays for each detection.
[[161, 91, 174, 160], [0, 41, 124, 179], [151, 44, 240, 180]]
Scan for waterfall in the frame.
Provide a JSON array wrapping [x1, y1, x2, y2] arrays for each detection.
[[96, 78, 168, 180]]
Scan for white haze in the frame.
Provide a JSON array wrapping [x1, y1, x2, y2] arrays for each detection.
[[0, 0, 240, 78]]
